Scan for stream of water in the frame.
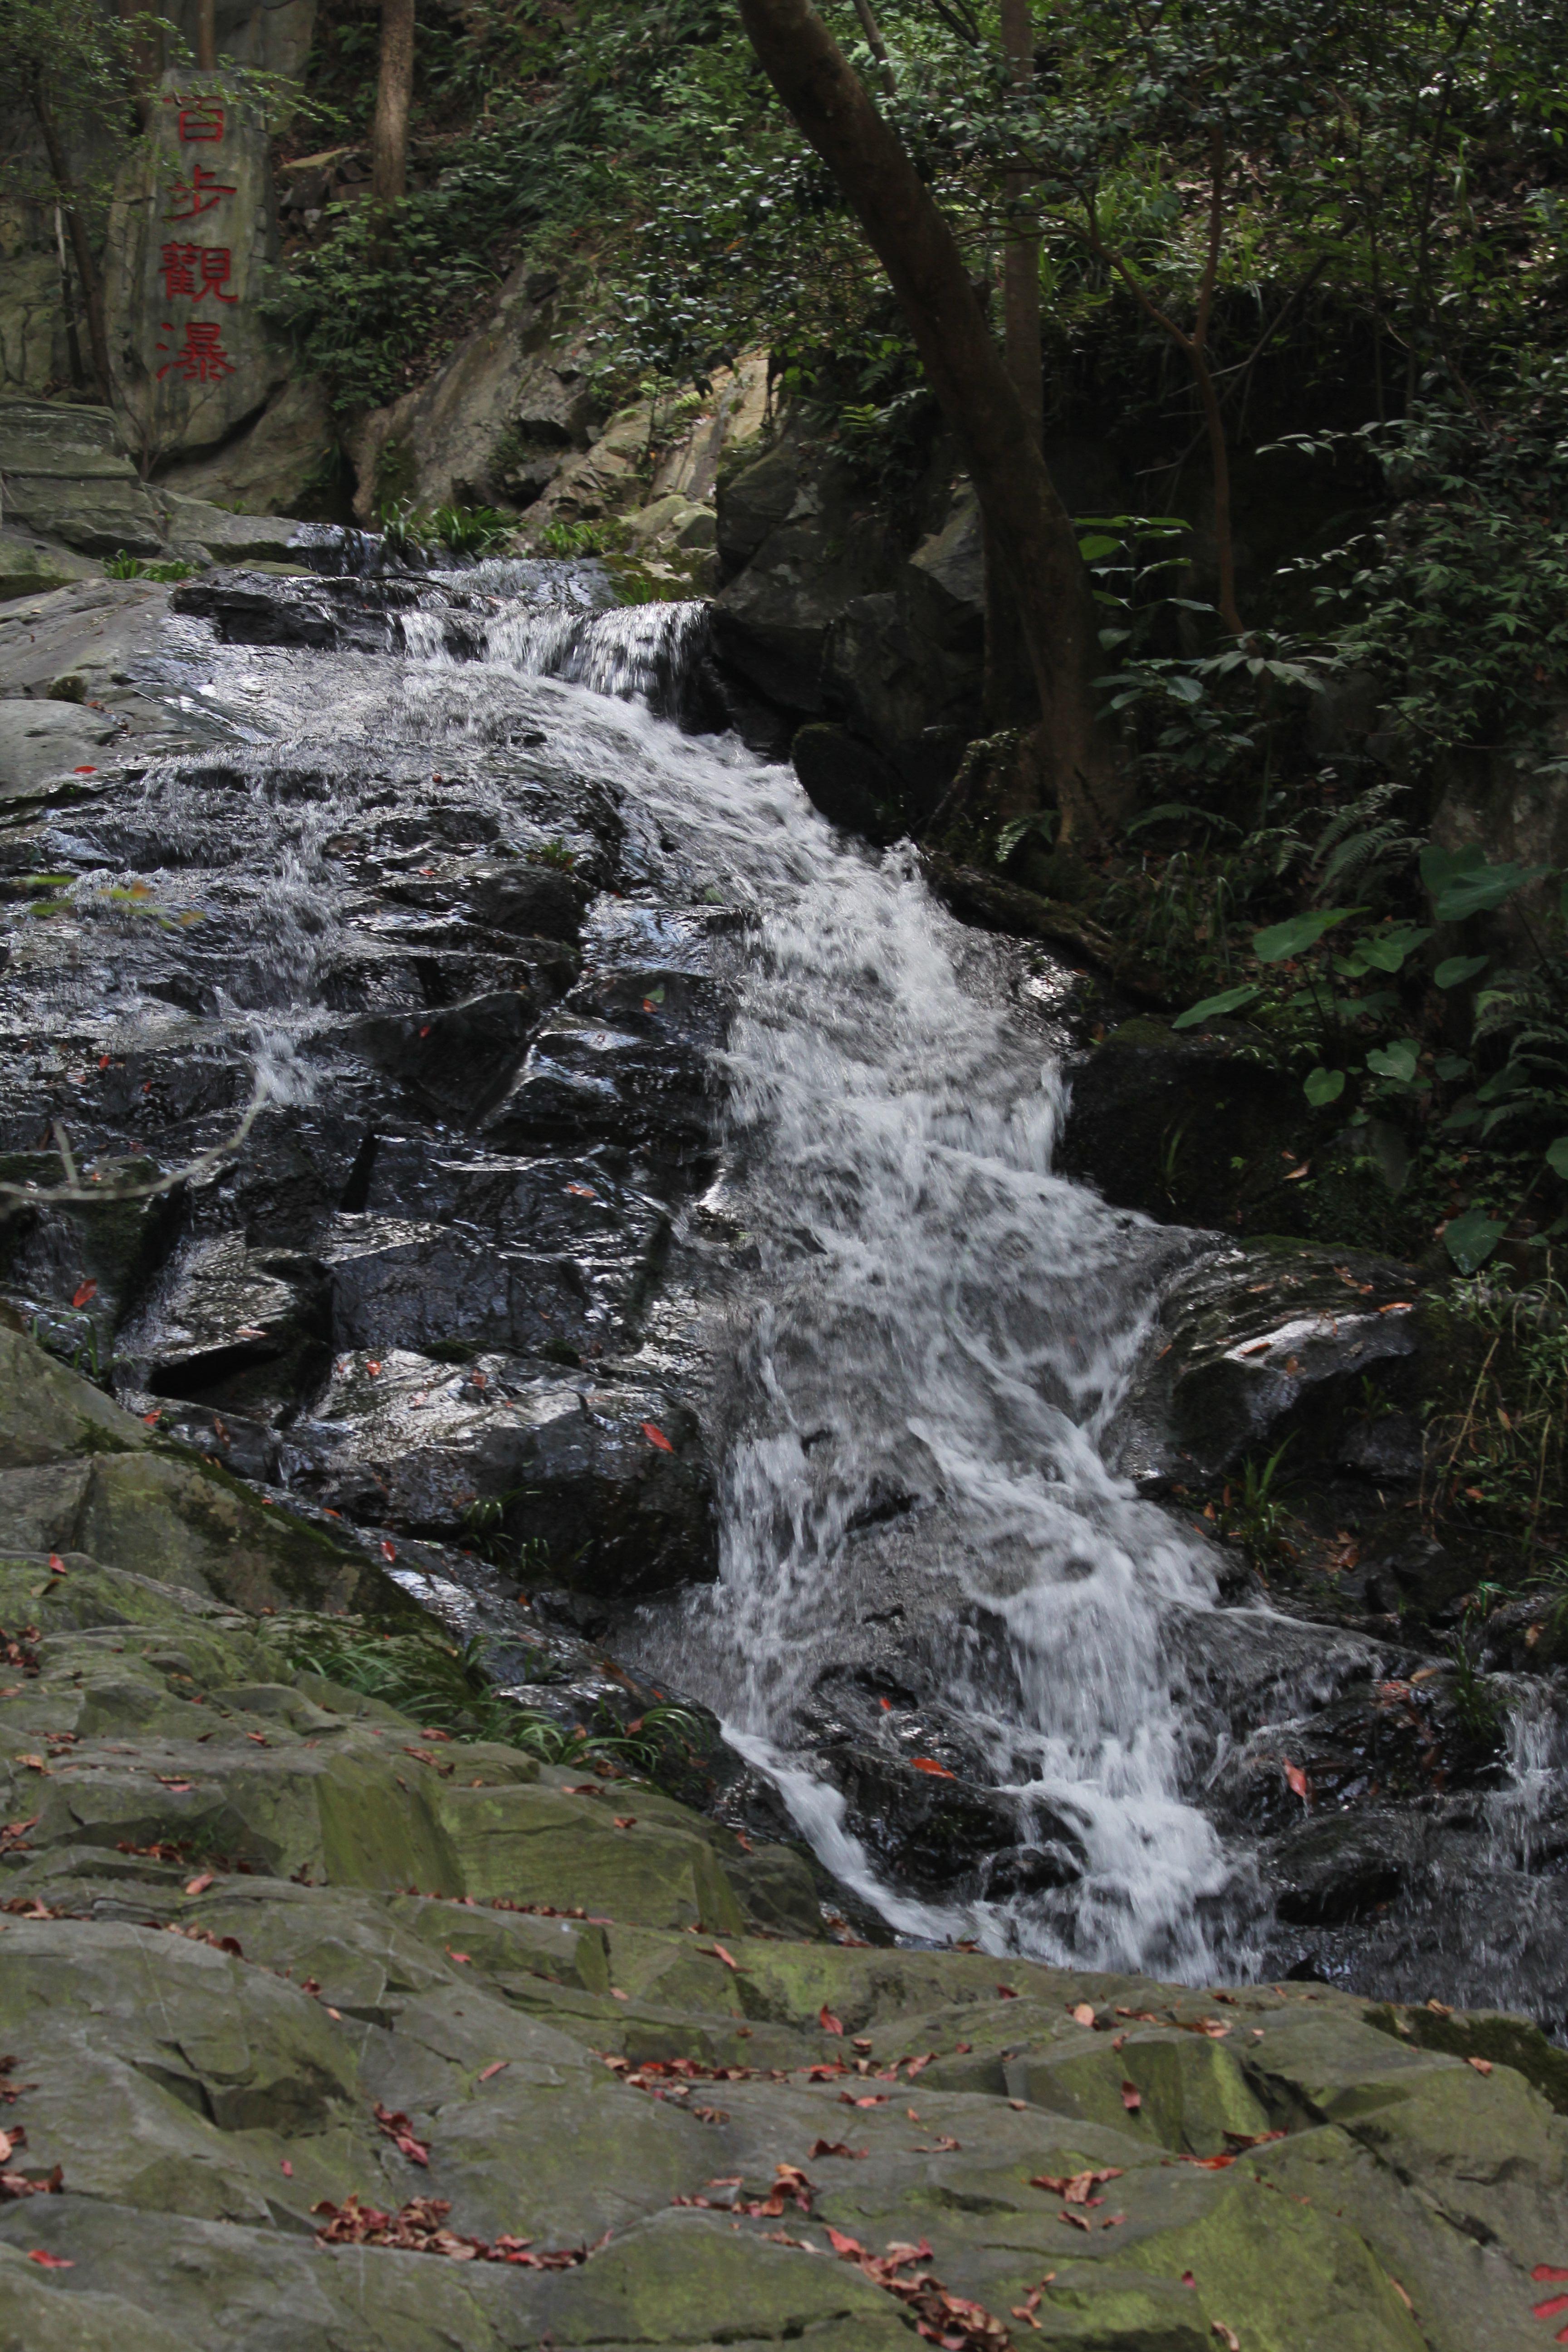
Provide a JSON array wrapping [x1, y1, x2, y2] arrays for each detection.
[[378, 572, 1240, 1978]]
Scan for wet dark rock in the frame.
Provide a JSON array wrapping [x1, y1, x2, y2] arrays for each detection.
[[0, 1151, 181, 1355], [117, 1232, 332, 1424], [346, 989, 538, 1121], [285, 1348, 716, 1597], [818, 1741, 1036, 1897], [1056, 1016, 1309, 1230], [485, 959, 730, 1156], [1267, 1808, 1416, 1923], [1110, 1238, 1426, 1484], [321, 1211, 602, 1358], [171, 569, 426, 652], [465, 860, 593, 942], [790, 722, 900, 840]]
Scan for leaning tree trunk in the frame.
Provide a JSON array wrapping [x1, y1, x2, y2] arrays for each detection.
[[984, 0, 1045, 732], [29, 77, 111, 402], [371, 0, 416, 207], [736, 0, 1125, 840]]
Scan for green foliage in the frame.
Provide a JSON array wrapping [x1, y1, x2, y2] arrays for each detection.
[[103, 552, 198, 583], [377, 499, 514, 558], [1215, 1441, 1296, 1569], [278, 1617, 703, 1778], [1424, 1273, 1568, 1577]]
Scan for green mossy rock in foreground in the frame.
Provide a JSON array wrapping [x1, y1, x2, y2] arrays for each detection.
[[0, 1337, 1566, 2350]]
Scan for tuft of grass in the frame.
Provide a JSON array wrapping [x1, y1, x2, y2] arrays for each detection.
[[103, 551, 197, 582], [276, 1617, 700, 1778], [1214, 1440, 1297, 1570]]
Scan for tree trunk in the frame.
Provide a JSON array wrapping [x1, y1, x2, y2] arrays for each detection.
[[850, 0, 897, 97], [985, 0, 1043, 731], [998, 0, 1042, 445], [29, 78, 111, 402], [737, 0, 1125, 840], [117, 0, 163, 129], [196, 0, 217, 72], [372, 0, 416, 207]]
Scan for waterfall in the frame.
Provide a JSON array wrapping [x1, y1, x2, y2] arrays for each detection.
[[425, 583, 1246, 1976]]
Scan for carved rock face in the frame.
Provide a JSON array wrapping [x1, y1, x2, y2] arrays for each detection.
[[105, 67, 289, 463]]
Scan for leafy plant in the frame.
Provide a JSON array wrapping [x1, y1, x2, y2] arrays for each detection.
[[103, 552, 197, 583], [277, 1618, 701, 1778], [1215, 1441, 1296, 1569]]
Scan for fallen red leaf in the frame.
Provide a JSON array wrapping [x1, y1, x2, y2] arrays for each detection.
[[73, 765, 96, 774], [641, 1421, 675, 1452], [71, 1281, 97, 1308], [478, 2061, 510, 2082], [47, 1556, 66, 1576], [374, 2102, 431, 2166], [1534, 2296, 1568, 2320], [612, 1815, 637, 1830], [1031, 2167, 1124, 2204], [996, 1984, 1018, 1999], [184, 1873, 215, 1896], [1536, 2268, 1568, 2283], [26, 2250, 73, 2265], [809, 2138, 868, 2159], [446, 1949, 471, 1965], [708, 1943, 739, 1971], [1120, 2082, 1142, 2111], [1284, 1761, 1311, 1800], [909, 1757, 956, 1778], [819, 2005, 844, 2035], [1466, 2057, 1493, 2075], [281, 2159, 294, 2176], [826, 2226, 867, 2258]]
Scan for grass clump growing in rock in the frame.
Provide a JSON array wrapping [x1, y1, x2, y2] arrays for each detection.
[[278, 1616, 700, 1779]]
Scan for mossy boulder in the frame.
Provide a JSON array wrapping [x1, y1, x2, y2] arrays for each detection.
[[0, 1337, 1562, 2350]]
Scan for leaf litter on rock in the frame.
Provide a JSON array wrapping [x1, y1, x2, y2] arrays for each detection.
[[824, 2227, 1013, 2351], [314, 2194, 597, 2267], [374, 2103, 431, 2166]]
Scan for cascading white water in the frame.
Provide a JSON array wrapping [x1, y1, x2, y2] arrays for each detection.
[[422, 578, 1245, 1977]]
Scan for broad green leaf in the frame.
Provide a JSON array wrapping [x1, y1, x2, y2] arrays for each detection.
[[1443, 1207, 1506, 1273], [1366, 1038, 1421, 1084], [1436, 864, 1552, 920], [1434, 954, 1489, 989], [1420, 843, 1486, 897], [1304, 1066, 1345, 1106], [1171, 983, 1261, 1031], [1352, 925, 1432, 974], [1252, 908, 1356, 963], [1427, 851, 1554, 921], [1547, 1137, 1568, 1179], [1076, 534, 1121, 563], [1434, 1052, 1473, 1081]]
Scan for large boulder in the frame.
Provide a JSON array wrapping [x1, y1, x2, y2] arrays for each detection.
[[348, 268, 598, 523], [0, 1559, 1559, 2352], [104, 68, 289, 463]]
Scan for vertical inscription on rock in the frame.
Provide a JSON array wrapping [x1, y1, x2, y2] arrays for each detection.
[[106, 69, 287, 465]]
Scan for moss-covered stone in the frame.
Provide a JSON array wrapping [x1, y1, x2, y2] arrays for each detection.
[[0, 1390, 1560, 2349]]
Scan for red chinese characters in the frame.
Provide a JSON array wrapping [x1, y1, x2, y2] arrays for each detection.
[[156, 320, 235, 383], [158, 245, 236, 303], [177, 102, 225, 142], [165, 164, 237, 222]]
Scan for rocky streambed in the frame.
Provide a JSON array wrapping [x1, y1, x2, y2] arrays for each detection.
[[0, 549, 1565, 2340]]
